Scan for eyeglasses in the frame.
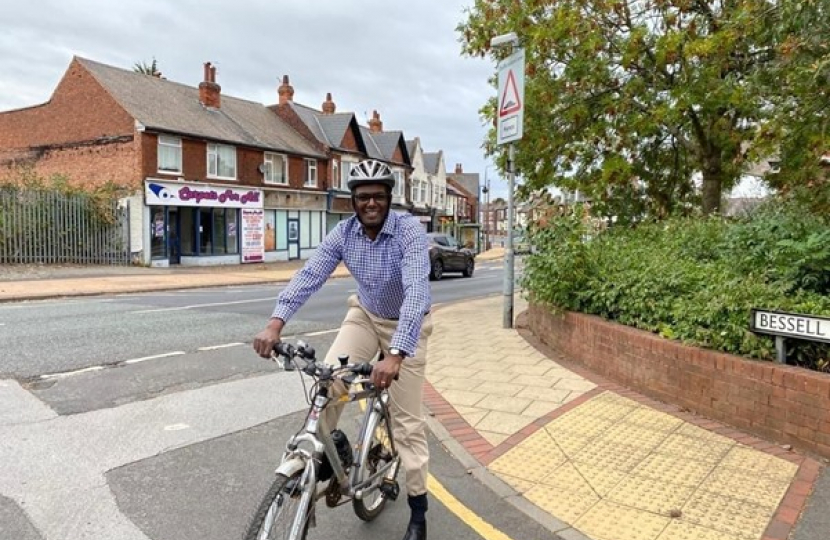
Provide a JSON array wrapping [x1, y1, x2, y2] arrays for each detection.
[[354, 193, 389, 204]]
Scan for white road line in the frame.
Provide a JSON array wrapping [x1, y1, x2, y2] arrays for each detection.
[[197, 343, 245, 351], [122, 351, 186, 365], [39, 365, 105, 380], [130, 296, 277, 314], [300, 329, 340, 337]]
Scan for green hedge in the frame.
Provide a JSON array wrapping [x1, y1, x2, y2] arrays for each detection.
[[522, 200, 830, 371]]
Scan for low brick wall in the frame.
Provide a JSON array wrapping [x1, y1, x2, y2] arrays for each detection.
[[527, 302, 830, 459]]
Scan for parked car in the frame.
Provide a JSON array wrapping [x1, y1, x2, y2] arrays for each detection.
[[426, 233, 475, 280]]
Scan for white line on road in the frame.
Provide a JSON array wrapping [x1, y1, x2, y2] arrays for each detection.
[[197, 343, 245, 351], [123, 351, 186, 365], [129, 296, 277, 314], [299, 329, 340, 337], [39, 365, 106, 380]]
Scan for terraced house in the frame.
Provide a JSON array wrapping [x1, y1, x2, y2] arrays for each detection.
[[0, 57, 481, 266]]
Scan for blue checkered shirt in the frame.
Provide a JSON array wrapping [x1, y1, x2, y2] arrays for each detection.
[[271, 212, 431, 357]]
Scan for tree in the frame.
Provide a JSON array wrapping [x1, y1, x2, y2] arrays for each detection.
[[133, 58, 161, 77], [458, 1, 805, 217]]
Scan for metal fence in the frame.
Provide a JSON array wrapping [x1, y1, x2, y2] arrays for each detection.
[[0, 187, 131, 265]]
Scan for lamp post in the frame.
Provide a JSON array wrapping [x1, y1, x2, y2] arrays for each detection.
[[491, 31, 523, 329]]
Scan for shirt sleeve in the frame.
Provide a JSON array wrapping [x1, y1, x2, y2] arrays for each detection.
[[390, 221, 432, 357], [271, 224, 344, 323]]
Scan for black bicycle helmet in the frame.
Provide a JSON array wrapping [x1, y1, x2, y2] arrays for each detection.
[[347, 159, 396, 191]]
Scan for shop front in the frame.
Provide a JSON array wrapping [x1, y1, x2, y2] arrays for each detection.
[[144, 179, 264, 267], [263, 188, 328, 262], [327, 193, 354, 232]]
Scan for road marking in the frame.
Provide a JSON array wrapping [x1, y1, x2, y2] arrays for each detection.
[[198, 343, 245, 351], [40, 365, 105, 380], [163, 423, 190, 431], [300, 329, 340, 337], [123, 351, 186, 364], [428, 475, 515, 540], [129, 296, 277, 314]]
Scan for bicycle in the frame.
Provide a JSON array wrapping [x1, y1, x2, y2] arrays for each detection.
[[244, 340, 401, 540]]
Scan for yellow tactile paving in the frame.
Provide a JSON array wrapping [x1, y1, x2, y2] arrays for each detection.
[[657, 521, 744, 540], [572, 439, 652, 472], [572, 462, 628, 496], [488, 431, 567, 481], [630, 454, 714, 487], [525, 484, 599, 525], [653, 433, 735, 463], [697, 467, 791, 508], [545, 410, 614, 440], [599, 422, 671, 450], [607, 475, 696, 515], [546, 428, 592, 456], [621, 407, 685, 433], [538, 461, 595, 494], [719, 445, 799, 481], [576, 500, 672, 540], [682, 492, 773, 540]]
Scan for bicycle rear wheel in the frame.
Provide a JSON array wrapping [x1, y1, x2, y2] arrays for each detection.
[[244, 471, 312, 540], [352, 407, 398, 521]]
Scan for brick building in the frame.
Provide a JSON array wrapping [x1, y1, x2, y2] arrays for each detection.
[[0, 57, 329, 266]]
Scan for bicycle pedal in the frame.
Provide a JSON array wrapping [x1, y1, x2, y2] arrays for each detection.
[[379, 478, 400, 501]]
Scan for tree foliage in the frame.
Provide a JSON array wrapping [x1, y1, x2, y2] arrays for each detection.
[[458, 0, 830, 218], [133, 58, 161, 77]]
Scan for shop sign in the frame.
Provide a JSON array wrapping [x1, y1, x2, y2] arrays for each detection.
[[145, 180, 263, 209]]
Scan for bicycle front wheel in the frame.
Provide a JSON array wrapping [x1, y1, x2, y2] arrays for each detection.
[[352, 407, 397, 521], [244, 471, 312, 540]]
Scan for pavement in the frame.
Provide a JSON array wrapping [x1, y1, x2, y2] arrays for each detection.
[[1, 250, 827, 540]]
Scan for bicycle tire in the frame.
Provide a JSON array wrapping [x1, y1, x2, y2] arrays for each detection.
[[243, 471, 311, 540], [352, 407, 397, 521]]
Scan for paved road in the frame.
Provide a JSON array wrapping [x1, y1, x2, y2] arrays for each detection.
[[2, 259, 556, 540], [0, 260, 507, 380]]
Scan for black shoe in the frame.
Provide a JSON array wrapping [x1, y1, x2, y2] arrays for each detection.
[[401, 521, 426, 540]]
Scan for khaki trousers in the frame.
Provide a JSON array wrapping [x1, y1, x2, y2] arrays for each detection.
[[322, 295, 433, 496]]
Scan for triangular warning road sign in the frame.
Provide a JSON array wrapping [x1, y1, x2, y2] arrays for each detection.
[[499, 69, 522, 117]]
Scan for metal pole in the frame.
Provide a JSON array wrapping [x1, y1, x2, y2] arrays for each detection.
[[503, 143, 515, 328], [775, 336, 787, 364]]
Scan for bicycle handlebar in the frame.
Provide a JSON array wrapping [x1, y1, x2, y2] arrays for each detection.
[[272, 340, 382, 380]]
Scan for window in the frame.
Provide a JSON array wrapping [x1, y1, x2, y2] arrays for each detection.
[[305, 159, 318, 187], [393, 170, 404, 198], [332, 161, 339, 190], [263, 153, 287, 184], [157, 136, 182, 174], [411, 180, 418, 202], [207, 143, 237, 179], [341, 161, 355, 191]]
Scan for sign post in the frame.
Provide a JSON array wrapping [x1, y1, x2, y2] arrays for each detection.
[[495, 46, 525, 329]]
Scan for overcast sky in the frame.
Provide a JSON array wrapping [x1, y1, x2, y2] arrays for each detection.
[[0, 0, 511, 198]]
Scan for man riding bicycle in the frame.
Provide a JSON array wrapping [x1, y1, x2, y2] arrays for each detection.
[[253, 158, 433, 540]]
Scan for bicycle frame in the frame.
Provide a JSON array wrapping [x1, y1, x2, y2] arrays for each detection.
[[279, 371, 399, 502]]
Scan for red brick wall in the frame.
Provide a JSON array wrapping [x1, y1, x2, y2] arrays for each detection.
[[0, 58, 133, 148], [340, 124, 359, 152], [528, 303, 830, 459]]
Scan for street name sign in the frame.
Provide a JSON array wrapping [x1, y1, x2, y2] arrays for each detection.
[[750, 309, 830, 344]]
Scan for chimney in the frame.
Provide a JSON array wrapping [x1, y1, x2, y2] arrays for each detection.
[[278, 75, 294, 105], [368, 110, 383, 133], [322, 92, 336, 114], [199, 62, 221, 108], [455, 163, 463, 174]]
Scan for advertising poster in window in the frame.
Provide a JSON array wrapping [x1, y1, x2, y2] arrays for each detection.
[[264, 211, 276, 251], [241, 208, 264, 263]]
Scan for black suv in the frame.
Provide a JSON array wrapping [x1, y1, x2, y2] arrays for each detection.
[[426, 233, 475, 281]]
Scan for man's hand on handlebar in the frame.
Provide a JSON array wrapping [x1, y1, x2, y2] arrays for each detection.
[[253, 318, 285, 358], [371, 353, 403, 389]]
